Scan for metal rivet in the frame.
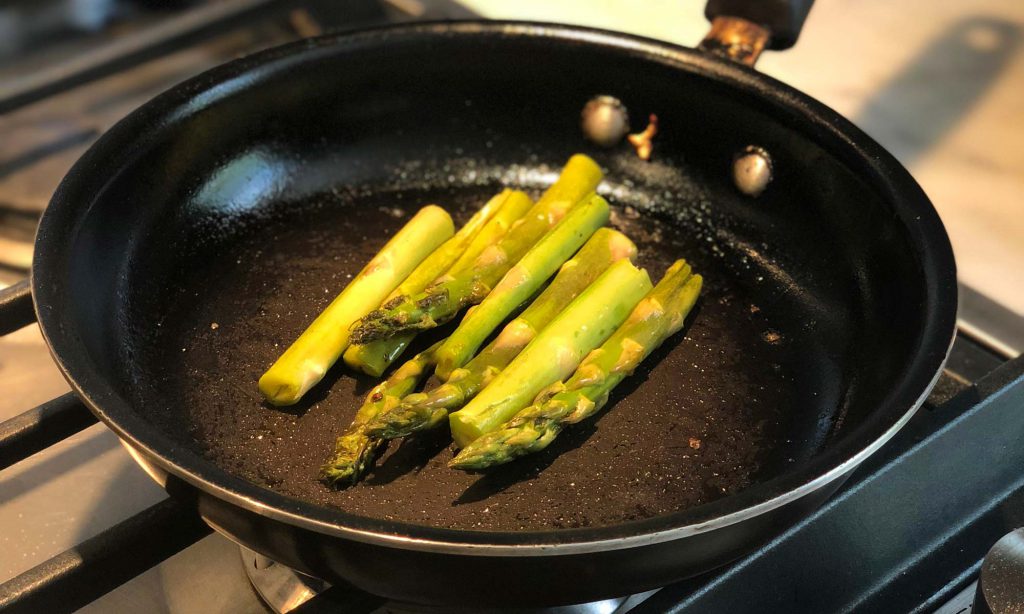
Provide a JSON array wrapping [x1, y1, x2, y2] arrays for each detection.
[[733, 146, 773, 197], [581, 95, 630, 147]]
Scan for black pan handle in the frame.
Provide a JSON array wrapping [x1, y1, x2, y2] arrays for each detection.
[[701, 0, 815, 65]]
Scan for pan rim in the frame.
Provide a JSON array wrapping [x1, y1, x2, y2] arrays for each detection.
[[33, 19, 958, 556]]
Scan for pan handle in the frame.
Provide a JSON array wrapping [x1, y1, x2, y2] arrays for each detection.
[[700, 0, 815, 65]]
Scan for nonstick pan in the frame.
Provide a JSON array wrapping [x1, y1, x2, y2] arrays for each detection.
[[23, 2, 956, 608]]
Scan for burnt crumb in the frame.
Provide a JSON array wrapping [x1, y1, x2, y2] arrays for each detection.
[[381, 295, 407, 310], [416, 290, 449, 310], [628, 114, 659, 161], [131, 185, 801, 532]]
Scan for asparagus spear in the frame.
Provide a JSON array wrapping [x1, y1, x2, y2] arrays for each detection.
[[449, 189, 535, 272], [365, 228, 637, 440], [350, 154, 603, 345], [320, 341, 442, 486], [435, 193, 610, 379], [258, 206, 453, 406], [342, 190, 531, 377], [451, 261, 702, 470], [448, 259, 652, 448]]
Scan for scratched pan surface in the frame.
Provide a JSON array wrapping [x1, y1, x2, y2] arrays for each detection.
[[33, 22, 956, 604]]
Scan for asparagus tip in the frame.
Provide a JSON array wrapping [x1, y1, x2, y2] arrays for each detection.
[[319, 463, 356, 487], [319, 432, 387, 488], [364, 405, 450, 440]]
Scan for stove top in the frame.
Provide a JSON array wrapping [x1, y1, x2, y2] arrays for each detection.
[[0, 1, 1022, 612]]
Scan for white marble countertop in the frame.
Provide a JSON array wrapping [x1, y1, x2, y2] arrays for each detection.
[[461, 0, 1024, 318]]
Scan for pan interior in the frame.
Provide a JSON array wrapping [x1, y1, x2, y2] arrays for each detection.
[[60, 30, 927, 533]]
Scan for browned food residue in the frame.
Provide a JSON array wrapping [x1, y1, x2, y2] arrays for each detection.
[[628, 114, 659, 161]]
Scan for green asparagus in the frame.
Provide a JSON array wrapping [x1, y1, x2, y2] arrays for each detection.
[[342, 190, 530, 377], [365, 228, 637, 440], [451, 261, 702, 469], [435, 193, 610, 379], [259, 205, 453, 406], [448, 259, 652, 448], [349, 154, 603, 345], [449, 188, 535, 272], [320, 341, 441, 486]]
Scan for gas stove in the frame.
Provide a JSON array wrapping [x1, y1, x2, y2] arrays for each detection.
[[1, 1, 1023, 613]]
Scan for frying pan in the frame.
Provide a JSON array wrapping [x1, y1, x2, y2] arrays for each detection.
[[18, 0, 957, 607]]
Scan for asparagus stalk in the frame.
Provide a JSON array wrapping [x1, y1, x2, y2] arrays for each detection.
[[451, 262, 702, 470], [342, 190, 530, 377], [258, 206, 453, 406], [350, 154, 603, 345], [320, 341, 442, 486], [435, 193, 611, 379], [365, 228, 637, 440], [450, 189, 535, 272], [448, 259, 652, 448]]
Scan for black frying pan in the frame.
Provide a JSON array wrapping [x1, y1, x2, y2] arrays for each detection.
[[20, 2, 956, 608]]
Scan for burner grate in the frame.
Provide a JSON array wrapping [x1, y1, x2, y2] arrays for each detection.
[[0, 499, 210, 613], [0, 393, 95, 471]]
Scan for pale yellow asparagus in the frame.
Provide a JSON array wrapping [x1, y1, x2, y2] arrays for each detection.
[[450, 189, 535, 272], [449, 259, 652, 447], [364, 228, 636, 440], [342, 190, 529, 377], [258, 205, 454, 405], [434, 193, 611, 379], [350, 154, 604, 345]]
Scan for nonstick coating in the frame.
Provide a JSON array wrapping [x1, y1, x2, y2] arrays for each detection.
[[143, 180, 800, 531], [32, 22, 956, 603]]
